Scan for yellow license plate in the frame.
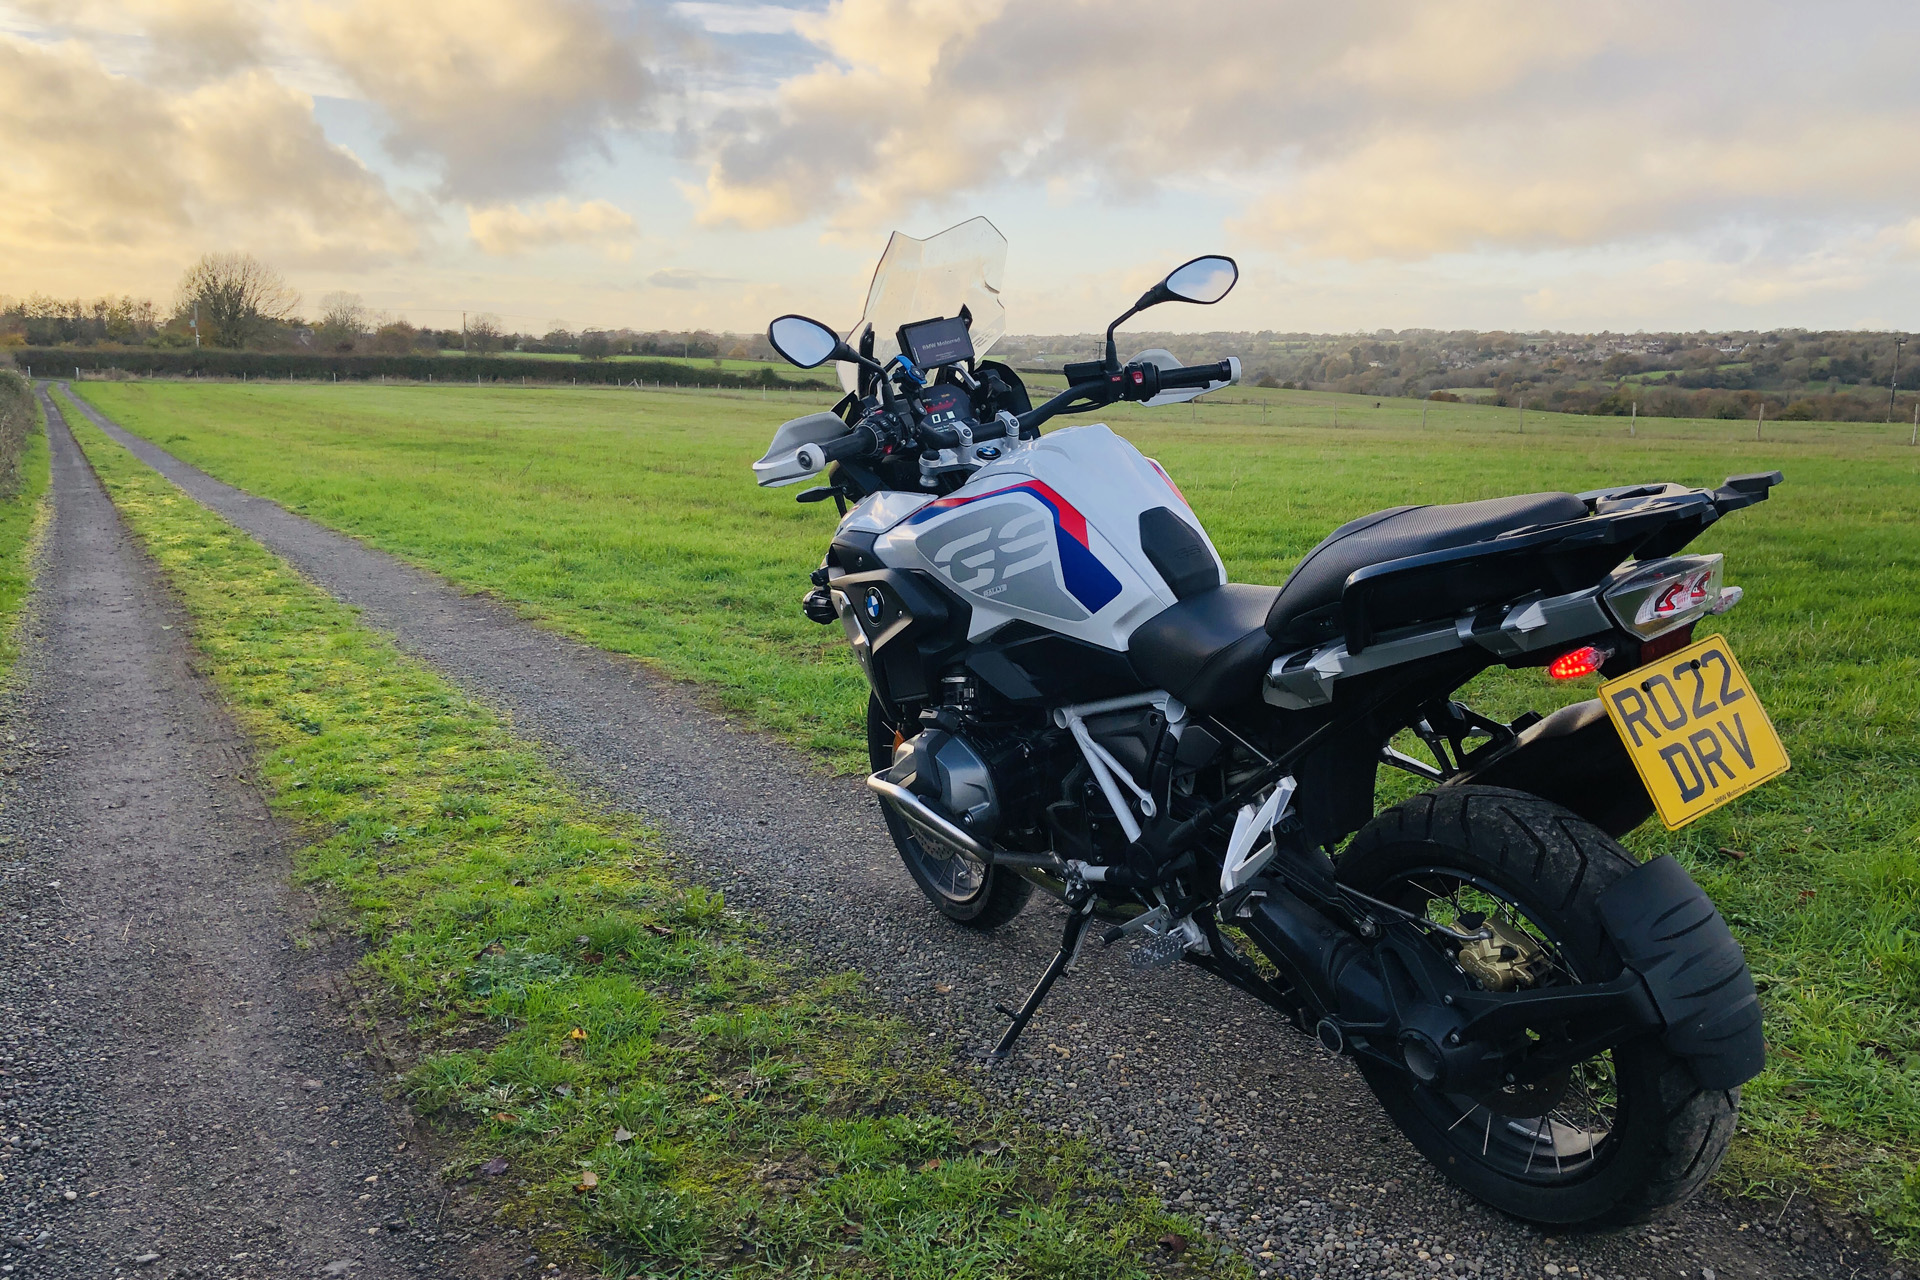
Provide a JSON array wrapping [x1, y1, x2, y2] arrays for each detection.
[[1600, 633, 1790, 830]]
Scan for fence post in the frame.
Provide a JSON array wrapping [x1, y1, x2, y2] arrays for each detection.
[[1630, 402, 1636, 437], [1756, 403, 1765, 442]]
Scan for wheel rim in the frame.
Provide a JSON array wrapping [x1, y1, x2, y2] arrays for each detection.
[[871, 706, 991, 908], [901, 823, 989, 904], [1381, 865, 1622, 1186]]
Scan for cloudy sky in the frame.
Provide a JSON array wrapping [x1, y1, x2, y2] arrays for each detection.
[[4, 0, 1919, 335]]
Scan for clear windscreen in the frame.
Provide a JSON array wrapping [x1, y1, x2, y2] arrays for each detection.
[[839, 216, 1007, 393]]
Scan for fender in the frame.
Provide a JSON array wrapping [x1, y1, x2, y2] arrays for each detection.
[[1444, 699, 1655, 837], [1595, 855, 1766, 1090]]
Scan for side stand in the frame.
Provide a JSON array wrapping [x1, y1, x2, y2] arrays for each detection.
[[989, 891, 1096, 1061]]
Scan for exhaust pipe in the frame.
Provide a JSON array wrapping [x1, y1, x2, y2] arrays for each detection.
[[867, 772, 1067, 874], [867, 772, 992, 860]]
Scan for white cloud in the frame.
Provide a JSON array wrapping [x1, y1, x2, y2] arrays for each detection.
[[672, 3, 809, 36], [646, 267, 739, 288], [302, 0, 666, 200], [690, 0, 1920, 273], [9, 0, 266, 82], [468, 199, 638, 258], [0, 33, 416, 295]]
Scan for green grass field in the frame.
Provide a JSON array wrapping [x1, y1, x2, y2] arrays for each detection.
[[67, 410, 1220, 1279], [72, 379, 1920, 1249]]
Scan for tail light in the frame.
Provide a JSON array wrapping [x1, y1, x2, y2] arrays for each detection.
[[1602, 554, 1728, 639], [1547, 645, 1611, 680]]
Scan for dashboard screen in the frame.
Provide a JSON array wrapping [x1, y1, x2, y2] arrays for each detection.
[[897, 316, 975, 370]]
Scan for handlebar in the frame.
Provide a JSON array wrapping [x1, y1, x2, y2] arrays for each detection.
[[1015, 356, 1240, 434], [799, 355, 1239, 472], [795, 425, 878, 473]]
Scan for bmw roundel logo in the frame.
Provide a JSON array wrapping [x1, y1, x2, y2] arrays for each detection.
[[977, 445, 1002, 459], [864, 587, 885, 621]]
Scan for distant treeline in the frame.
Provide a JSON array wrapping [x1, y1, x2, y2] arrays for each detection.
[[1003, 326, 1920, 423], [11, 348, 835, 391]]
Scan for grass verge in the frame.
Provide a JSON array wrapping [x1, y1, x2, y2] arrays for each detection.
[[66, 413, 1227, 1277], [0, 374, 53, 683]]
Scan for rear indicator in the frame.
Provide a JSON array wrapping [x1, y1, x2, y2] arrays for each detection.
[[1548, 645, 1611, 680]]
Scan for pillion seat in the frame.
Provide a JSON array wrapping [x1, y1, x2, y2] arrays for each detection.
[[1128, 493, 1590, 713]]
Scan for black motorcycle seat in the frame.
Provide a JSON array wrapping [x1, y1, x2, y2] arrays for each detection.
[[1128, 493, 1588, 714], [1127, 583, 1281, 714], [1264, 492, 1590, 648]]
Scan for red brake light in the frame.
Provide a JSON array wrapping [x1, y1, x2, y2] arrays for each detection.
[[1548, 645, 1610, 680]]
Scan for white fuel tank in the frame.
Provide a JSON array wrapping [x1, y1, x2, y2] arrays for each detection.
[[872, 424, 1222, 650]]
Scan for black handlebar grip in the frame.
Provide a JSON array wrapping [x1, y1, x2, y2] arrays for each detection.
[[1157, 359, 1238, 390], [796, 426, 878, 472]]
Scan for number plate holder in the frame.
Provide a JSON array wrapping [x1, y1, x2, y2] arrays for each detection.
[[1599, 633, 1790, 830]]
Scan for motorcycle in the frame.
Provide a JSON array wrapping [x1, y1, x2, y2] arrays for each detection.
[[751, 218, 1780, 1226]]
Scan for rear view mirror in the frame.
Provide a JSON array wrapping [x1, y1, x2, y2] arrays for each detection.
[[768, 315, 845, 369], [1103, 254, 1239, 370], [1162, 256, 1237, 305]]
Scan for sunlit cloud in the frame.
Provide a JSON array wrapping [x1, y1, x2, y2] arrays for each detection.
[[302, 0, 666, 201], [672, 2, 809, 36], [3, 0, 1919, 332], [468, 198, 638, 258], [0, 30, 416, 288]]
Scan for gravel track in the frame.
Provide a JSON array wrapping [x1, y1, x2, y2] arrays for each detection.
[[60, 386, 1900, 1280], [0, 394, 554, 1280]]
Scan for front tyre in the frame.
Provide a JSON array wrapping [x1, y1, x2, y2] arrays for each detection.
[[867, 696, 1032, 930], [1339, 786, 1738, 1227]]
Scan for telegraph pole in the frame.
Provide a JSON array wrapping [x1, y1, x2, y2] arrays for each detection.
[[1891, 335, 1906, 424]]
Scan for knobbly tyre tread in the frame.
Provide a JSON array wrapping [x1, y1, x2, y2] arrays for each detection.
[[866, 696, 1033, 930], [1339, 785, 1738, 1227]]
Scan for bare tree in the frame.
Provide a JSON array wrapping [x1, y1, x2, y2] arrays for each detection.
[[318, 291, 369, 334], [465, 312, 504, 353], [175, 253, 299, 349]]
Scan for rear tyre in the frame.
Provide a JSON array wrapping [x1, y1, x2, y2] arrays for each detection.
[[1338, 785, 1738, 1227], [867, 695, 1032, 930]]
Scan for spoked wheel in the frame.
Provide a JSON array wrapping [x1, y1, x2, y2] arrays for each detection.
[[1339, 786, 1738, 1227], [866, 696, 1031, 930]]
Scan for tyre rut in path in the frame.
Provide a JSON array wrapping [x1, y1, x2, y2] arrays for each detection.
[[62, 387, 1892, 1280], [0, 393, 545, 1280]]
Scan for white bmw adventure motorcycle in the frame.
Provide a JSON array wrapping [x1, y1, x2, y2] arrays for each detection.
[[751, 219, 1781, 1226]]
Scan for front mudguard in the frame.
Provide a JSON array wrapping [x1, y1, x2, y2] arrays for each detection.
[[1446, 699, 1654, 838], [1596, 855, 1766, 1090]]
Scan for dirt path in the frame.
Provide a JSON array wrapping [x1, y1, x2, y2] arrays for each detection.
[[59, 387, 1895, 1280], [0, 395, 551, 1280]]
